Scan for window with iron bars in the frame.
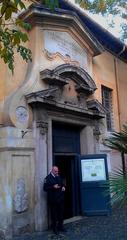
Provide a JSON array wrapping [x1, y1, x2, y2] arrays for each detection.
[[101, 85, 113, 131]]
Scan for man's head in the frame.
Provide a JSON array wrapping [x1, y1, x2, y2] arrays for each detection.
[[51, 166, 59, 176]]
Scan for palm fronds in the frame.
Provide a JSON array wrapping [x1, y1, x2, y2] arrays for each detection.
[[104, 124, 127, 154], [104, 124, 127, 206], [105, 167, 127, 207]]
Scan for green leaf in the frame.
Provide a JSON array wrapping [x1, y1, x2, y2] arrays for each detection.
[[20, 32, 29, 42], [19, 1, 26, 10], [5, 8, 13, 20], [1, 4, 7, 16], [17, 45, 32, 62], [22, 22, 32, 31]]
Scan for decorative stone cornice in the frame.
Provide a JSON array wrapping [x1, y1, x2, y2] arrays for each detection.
[[20, 4, 103, 56], [40, 69, 69, 87], [87, 99, 106, 117], [75, 84, 94, 94], [26, 87, 59, 103], [26, 92, 104, 120], [40, 64, 97, 94]]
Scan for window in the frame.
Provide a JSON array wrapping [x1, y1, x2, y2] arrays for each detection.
[[101, 86, 113, 131]]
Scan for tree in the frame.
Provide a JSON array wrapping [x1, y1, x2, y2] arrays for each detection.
[[76, 0, 127, 42], [104, 124, 127, 206], [0, 0, 34, 72]]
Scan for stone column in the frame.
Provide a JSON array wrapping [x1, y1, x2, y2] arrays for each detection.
[[34, 120, 48, 231]]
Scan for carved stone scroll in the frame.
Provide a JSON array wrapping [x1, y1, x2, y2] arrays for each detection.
[[93, 121, 101, 141], [36, 121, 48, 135]]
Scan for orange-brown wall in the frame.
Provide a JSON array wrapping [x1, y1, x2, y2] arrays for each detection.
[[116, 59, 127, 129], [92, 51, 126, 131]]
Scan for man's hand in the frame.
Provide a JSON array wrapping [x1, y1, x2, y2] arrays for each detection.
[[53, 184, 60, 189]]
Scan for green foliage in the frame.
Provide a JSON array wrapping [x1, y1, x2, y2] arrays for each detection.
[[44, 0, 59, 10], [76, 0, 127, 42], [120, 23, 127, 42], [0, 0, 60, 72], [105, 168, 127, 207], [104, 124, 127, 206], [104, 124, 127, 154], [76, 0, 127, 15], [0, 0, 32, 72]]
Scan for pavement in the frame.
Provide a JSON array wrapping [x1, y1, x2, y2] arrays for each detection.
[[12, 207, 127, 240]]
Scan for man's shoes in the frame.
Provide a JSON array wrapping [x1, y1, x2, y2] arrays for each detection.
[[53, 229, 59, 235]]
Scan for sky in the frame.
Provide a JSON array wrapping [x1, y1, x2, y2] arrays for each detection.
[[70, 0, 127, 44], [88, 12, 124, 41], [90, 15, 127, 44]]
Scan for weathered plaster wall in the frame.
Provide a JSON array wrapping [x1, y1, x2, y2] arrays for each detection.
[[116, 59, 127, 128], [93, 51, 120, 131], [0, 127, 35, 238], [93, 51, 127, 131], [92, 51, 127, 174]]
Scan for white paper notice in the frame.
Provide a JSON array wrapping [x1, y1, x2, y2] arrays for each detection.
[[81, 158, 106, 182]]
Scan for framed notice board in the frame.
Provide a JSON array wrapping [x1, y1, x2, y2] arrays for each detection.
[[79, 154, 111, 216]]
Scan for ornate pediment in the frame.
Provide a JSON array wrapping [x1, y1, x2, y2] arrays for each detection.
[[40, 69, 69, 87], [40, 64, 97, 95], [87, 99, 106, 117], [26, 87, 59, 104], [26, 65, 104, 119]]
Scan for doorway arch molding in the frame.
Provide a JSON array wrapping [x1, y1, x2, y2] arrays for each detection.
[[40, 64, 97, 95]]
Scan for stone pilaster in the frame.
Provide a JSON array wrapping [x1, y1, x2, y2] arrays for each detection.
[[34, 120, 48, 231]]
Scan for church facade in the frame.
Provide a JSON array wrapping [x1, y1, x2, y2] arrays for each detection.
[[0, 1, 127, 239]]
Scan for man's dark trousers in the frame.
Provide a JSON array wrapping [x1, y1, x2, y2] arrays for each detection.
[[50, 200, 64, 232]]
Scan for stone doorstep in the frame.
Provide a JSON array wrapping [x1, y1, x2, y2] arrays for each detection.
[[64, 216, 85, 224]]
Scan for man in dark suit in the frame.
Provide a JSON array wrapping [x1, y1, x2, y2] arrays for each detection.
[[43, 166, 66, 235]]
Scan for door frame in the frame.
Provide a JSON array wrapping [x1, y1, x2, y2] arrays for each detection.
[[53, 153, 81, 219]]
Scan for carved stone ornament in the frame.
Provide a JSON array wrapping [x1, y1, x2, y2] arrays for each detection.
[[36, 121, 48, 135], [44, 49, 80, 67], [26, 87, 59, 103], [25, 65, 107, 120], [14, 178, 28, 213], [93, 120, 101, 141], [40, 64, 97, 95], [87, 99, 106, 118]]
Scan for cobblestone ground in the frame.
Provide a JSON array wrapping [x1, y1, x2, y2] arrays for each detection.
[[13, 207, 127, 240]]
